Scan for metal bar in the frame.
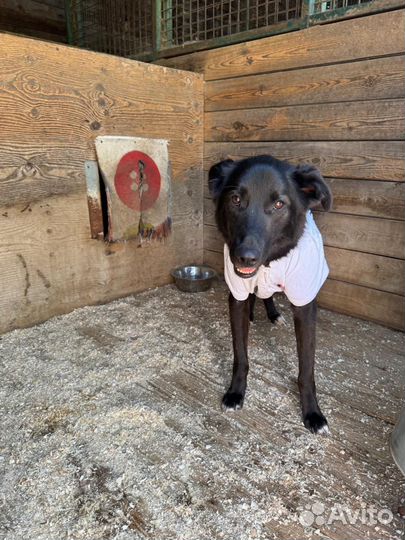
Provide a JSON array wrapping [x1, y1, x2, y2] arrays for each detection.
[[197, 0, 200, 41], [189, 0, 191, 40], [154, 0, 162, 52], [112, 0, 117, 56], [301, 0, 314, 25], [181, 0, 184, 45], [75, 0, 83, 46], [125, 0, 129, 56], [139, 0, 143, 52], [308, 0, 316, 16], [64, 0, 74, 44], [143, 0, 147, 49], [204, 0, 207, 39], [163, 0, 174, 47], [131, 0, 136, 54]]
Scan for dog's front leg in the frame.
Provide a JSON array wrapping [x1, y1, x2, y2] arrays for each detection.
[[291, 299, 329, 435], [222, 292, 250, 411]]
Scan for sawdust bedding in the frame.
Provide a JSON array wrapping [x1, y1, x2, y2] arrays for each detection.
[[0, 281, 404, 539]]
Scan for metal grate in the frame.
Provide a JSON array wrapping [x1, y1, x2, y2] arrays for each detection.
[[161, 0, 302, 48], [312, 0, 370, 14], [67, 0, 154, 57], [65, 0, 378, 59]]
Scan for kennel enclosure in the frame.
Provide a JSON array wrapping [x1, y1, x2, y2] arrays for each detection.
[[0, 1, 403, 333]]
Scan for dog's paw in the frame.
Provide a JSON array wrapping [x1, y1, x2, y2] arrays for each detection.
[[304, 412, 330, 435], [270, 313, 287, 327], [222, 391, 244, 411]]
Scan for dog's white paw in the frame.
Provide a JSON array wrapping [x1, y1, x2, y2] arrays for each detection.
[[304, 412, 330, 435], [222, 391, 244, 411], [316, 423, 331, 436], [273, 314, 287, 327]]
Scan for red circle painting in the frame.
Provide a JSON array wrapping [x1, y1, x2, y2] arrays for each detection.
[[114, 151, 161, 212]]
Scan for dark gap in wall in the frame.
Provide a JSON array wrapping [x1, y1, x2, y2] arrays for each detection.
[[98, 167, 110, 240]]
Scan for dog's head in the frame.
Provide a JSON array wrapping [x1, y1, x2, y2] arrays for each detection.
[[208, 155, 332, 278]]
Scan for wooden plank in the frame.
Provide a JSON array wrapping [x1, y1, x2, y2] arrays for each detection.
[[0, 190, 204, 333], [206, 56, 405, 111], [0, 14, 65, 40], [0, 0, 66, 22], [204, 197, 215, 226], [314, 213, 405, 259], [0, 33, 204, 333], [0, 0, 66, 42], [203, 221, 405, 296], [318, 279, 405, 330], [0, 143, 86, 207], [205, 179, 405, 222], [159, 10, 405, 80], [204, 247, 405, 329], [204, 253, 405, 329], [204, 224, 223, 253], [0, 32, 203, 175], [327, 178, 405, 220], [207, 207, 405, 261], [204, 141, 405, 181], [0, 26, 65, 44], [205, 99, 405, 142], [325, 246, 405, 296], [204, 248, 223, 273]]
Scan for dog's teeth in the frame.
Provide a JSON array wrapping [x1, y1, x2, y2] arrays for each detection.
[[238, 267, 255, 274]]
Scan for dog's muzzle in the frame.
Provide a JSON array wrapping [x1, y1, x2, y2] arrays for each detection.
[[233, 242, 261, 278]]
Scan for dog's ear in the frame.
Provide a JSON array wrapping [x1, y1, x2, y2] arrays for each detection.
[[292, 164, 332, 211], [208, 159, 235, 200]]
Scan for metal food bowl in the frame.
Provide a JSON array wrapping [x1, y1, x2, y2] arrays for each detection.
[[171, 265, 216, 293]]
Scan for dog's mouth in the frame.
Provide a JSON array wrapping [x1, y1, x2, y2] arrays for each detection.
[[234, 265, 259, 279]]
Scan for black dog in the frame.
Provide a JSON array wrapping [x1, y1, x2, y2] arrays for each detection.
[[208, 155, 332, 435]]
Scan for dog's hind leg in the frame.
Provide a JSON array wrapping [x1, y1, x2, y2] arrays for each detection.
[[249, 295, 286, 325], [248, 293, 256, 322], [222, 293, 250, 411], [263, 297, 286, 326], [291, 299, 329, 435]]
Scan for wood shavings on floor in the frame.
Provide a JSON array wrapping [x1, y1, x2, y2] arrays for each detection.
[[0, 281, 404, 540]]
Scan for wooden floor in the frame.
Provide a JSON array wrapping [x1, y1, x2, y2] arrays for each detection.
[[0, 281, 404, 539]]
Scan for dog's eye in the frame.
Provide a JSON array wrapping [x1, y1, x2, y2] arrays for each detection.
[[274, 200, 284, 210], [231, 194, 241, 207]]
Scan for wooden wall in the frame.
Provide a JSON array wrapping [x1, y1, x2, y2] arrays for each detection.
[[160, 9, 405, 330], [0, 0, 66, 42], [0, 33, 204, 333]]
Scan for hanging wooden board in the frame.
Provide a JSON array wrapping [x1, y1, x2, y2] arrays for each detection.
[[95, 136, 171, 243]]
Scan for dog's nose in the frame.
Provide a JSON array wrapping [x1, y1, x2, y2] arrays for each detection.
[[235, 247, 259, 267]]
